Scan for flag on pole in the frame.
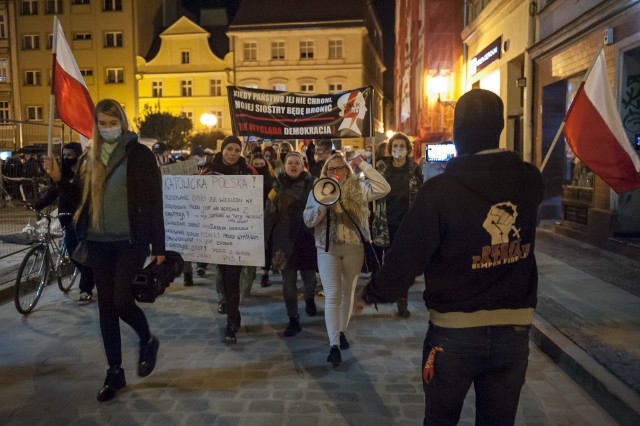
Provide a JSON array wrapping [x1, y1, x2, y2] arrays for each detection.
[[52, 16, 94, 139], [563, 50, 640, 194]]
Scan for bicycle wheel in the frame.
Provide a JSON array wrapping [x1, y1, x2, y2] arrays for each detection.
[[14, 244, 50, 314], [57, 256, 79, 292]]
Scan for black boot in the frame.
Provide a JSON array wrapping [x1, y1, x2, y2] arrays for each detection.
[[138, 335, 159, 377], [223, 324, 237, 344], [260, 274, 271, 287], [397, 298, 410, 318], [217, 301, 226, 314], [284, 315, 302, 337], [327, 345, 341, 366], [97, 366, 126, 402]]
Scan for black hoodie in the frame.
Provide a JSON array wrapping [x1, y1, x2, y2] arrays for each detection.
[[363, 150, 544, 327]]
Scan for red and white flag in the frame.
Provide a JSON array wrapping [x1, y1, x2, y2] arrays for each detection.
[[52, 16, 94, 139], [563, 50, 640, 194]]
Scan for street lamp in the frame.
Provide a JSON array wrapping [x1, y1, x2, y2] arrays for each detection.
[[428, 68, 456, 108], [200, 113, 218, 129], [385, 130, 395, 139]]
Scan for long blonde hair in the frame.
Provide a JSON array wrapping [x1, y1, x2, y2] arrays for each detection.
[[76, 99, 129, 228]]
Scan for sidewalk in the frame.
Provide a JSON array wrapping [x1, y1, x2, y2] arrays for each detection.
[[0, 268, 619, 426], [533, 229, 640, 425]]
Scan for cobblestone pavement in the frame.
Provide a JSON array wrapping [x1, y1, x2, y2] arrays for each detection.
[[0, 271, 616, 426]]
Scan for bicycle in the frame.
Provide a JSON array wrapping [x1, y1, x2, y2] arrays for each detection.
[[14, 208, 79, 314]]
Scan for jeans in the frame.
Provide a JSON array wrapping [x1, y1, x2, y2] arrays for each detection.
[[317, 243, 363, 347], [282, 268, 316, 318], [88, 240, 150, 367], [422, 322, 530, 426]]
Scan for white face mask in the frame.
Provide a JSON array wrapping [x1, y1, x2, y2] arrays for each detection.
[[392, 148, 407, 159], [99, 126, 122, 143]]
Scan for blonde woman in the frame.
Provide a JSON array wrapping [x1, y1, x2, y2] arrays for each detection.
[[74, 99, 165, 402], [303, 153, 390, 365]]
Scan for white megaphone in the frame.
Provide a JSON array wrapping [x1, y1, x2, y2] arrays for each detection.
[[312, 177, 341, 206]]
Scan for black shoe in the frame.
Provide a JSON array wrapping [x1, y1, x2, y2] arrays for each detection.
[[223, 324, 237, 344], [138, 335, 159, 377], [196, 266, 206, 276], [284, 316, 301, 337], [217, 301, 226, 314], [183, 273, 194, 286], [397, 298, 411, 318], [339, 332, 350, 350], [260, 274, 271, 287], [327, 345, 341, 366], [305, 299, 317, 317], [97, 366, 126, 402]]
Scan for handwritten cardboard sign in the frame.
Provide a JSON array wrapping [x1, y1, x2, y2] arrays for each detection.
[[162, 174, 264, 266]]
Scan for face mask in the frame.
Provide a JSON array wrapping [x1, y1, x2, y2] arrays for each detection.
[[280, 152, 289, 163], [392, 149, 407, 159], [254, 166, 267, 175], [365, 151, 372, 158], [62, 158, 78, 170], [99, 126, 122, 143]]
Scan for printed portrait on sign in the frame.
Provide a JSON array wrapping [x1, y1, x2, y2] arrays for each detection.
[[337, 91, 368, 137]]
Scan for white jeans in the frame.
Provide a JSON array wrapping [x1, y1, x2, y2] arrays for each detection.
[[317, 243, 364, 347]]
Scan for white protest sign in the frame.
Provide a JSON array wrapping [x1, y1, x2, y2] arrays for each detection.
[[163, 174, 264, 266]]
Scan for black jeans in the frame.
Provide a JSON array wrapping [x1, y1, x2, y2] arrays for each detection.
[[218, 264, 242, 329], [422, 323, 530, 426], [88, 240, 150, 367], [282, 268, 316, 318]]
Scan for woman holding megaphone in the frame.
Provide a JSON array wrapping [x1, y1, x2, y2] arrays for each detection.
[[304, 153, 390, 365]]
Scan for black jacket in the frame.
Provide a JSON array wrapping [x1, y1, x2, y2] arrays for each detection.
[[363, 151, 544, 324], [72, 132, 165, 255]]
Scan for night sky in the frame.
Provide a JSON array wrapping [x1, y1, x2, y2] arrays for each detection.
[[181, 0, 395, 99]]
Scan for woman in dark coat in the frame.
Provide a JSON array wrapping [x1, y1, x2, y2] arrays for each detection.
[[201, 136, 256, 344], [265, 152, 317, 336]]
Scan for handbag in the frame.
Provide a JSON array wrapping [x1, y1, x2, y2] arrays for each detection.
[[71, 239, 91, 267], [339, 202, 381, 273], [131, 251, 185, 303]]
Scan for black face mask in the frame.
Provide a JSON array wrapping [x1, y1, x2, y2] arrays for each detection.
[[280, 152, 289, 163], [62, 158, 78, 170], [254, 166, 267, 175]]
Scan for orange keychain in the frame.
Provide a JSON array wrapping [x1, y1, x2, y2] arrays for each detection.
[[422, 346, 443, 383]]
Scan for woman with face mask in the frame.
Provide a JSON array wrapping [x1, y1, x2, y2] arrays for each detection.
[[72, 99, 165, 402], [304, 153, 390, 365], [371, 132, 424, 318]]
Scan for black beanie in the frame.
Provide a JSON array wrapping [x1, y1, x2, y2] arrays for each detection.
[[453, 89, 504, 155], [221, 135, 242, 151]]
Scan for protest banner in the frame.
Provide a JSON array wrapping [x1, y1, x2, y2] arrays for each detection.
[[228, 86, 373, 139], [162, 174, 264, 266], [159, 157, 199, 176]]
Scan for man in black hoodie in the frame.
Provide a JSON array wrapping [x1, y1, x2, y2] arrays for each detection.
[[359, 89, 544, 425]]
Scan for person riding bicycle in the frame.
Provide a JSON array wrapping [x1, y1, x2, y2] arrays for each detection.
[[39, 142, 95, 305]]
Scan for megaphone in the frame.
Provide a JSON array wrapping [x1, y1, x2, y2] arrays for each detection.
[[312, 177, 341, 206]]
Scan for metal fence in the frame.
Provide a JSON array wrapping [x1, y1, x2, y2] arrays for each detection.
[[0, 119, 66, 152]]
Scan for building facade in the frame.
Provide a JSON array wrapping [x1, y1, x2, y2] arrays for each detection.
[[394, 0, 463, 157], [136, 16, 234, 135], [227, 0, 386, 148], [530, 0, 640, 250], [12, 0, 164, 141]]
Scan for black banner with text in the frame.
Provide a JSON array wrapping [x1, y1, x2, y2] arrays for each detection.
[[228, 86, 373, 139]]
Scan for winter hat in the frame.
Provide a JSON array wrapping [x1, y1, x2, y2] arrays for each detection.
[[221, 135, 242, 151], [63, 142, 82, 157], [453, 89, 504, 155]]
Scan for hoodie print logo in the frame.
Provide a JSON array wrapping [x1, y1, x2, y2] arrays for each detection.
[[472, 202, 531, 269]]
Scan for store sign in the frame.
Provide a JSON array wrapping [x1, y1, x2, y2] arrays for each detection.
[[470, 37, 502, 75]]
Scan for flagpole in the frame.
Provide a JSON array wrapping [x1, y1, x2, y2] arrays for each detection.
[[47, 16, 59, 158], [539, 43, 606, 173]]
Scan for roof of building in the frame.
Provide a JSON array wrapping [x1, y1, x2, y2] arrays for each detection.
[[230, 0, 371, 30]]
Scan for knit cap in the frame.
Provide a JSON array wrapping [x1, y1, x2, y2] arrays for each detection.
[[453, 89, 504, 155]]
